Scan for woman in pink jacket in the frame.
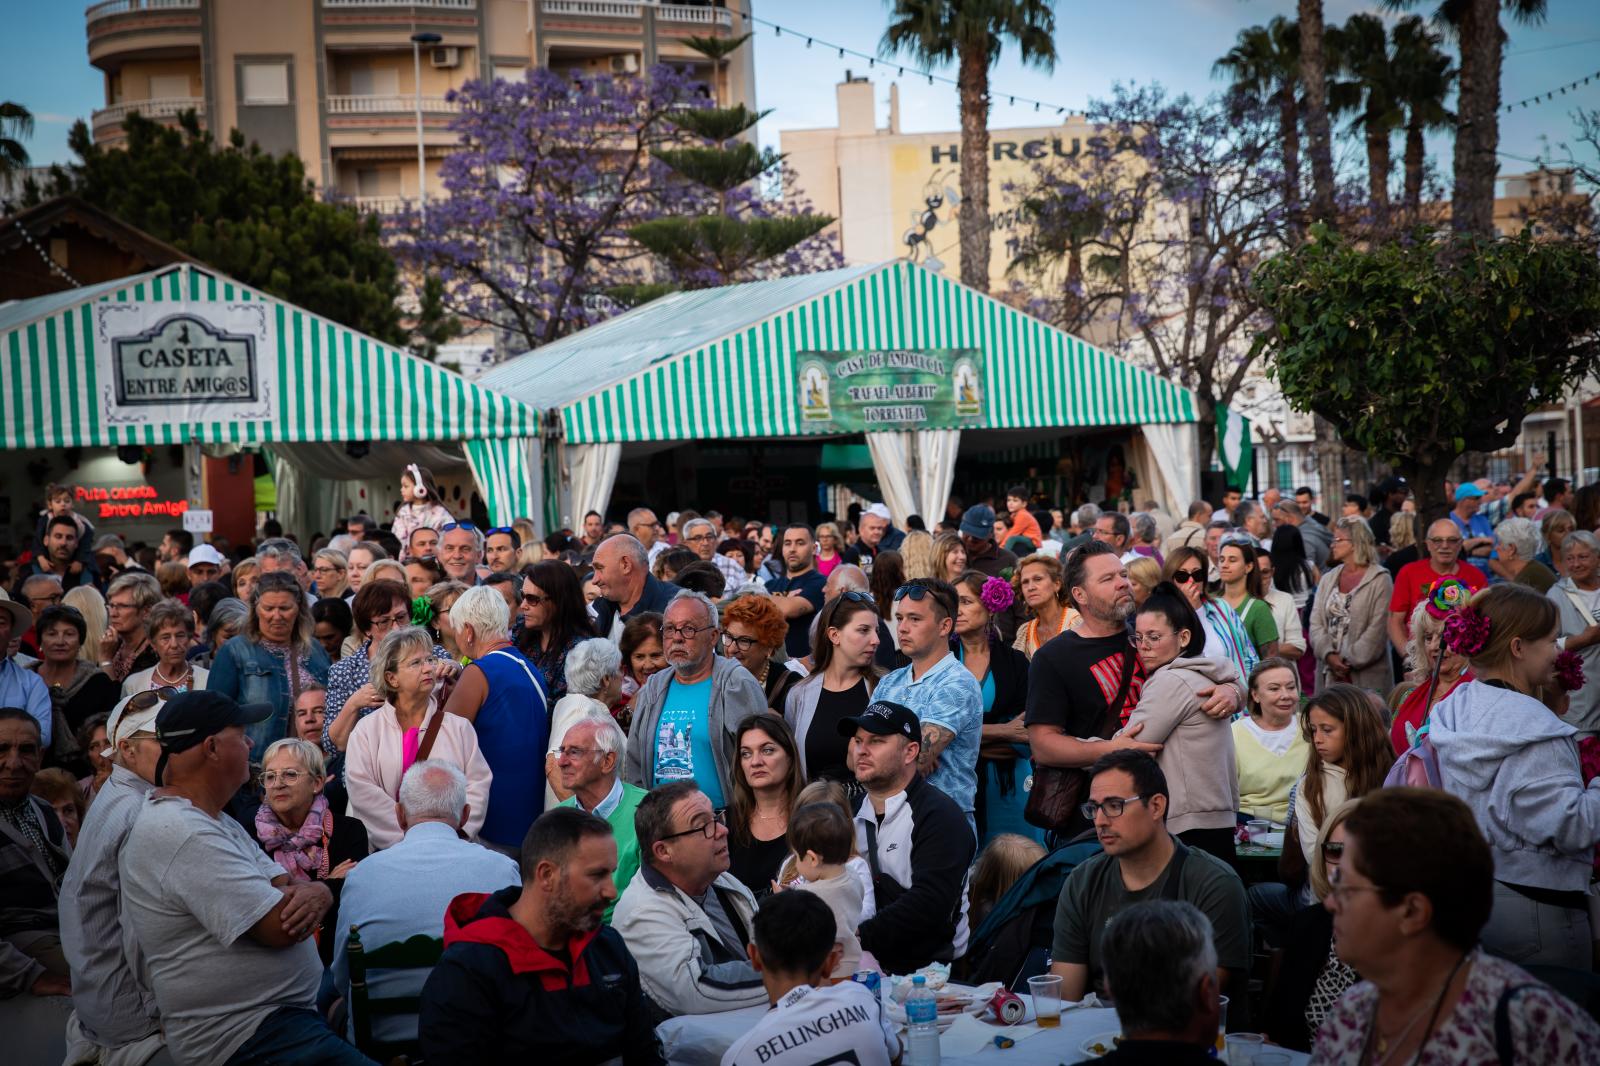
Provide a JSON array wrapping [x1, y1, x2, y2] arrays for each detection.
[[345, 625, 491, 849]]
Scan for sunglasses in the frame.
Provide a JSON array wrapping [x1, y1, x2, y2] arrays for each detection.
[[440, 522, 478, 533], [894, 582, 955, 613], [127, 686, 179, 712], [1172, 568, 1206, 584], [837, 590, 875, 605]]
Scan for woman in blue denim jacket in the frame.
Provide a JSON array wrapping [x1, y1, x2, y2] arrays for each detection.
[[208, 570, 331, 753]]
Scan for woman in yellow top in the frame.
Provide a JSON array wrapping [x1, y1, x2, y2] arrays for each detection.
[[1232, 656, 1309, 824], [1012, 553, 1080, 659]]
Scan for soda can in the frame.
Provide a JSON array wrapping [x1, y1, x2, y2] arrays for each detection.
[[851, 970, 881, 996], [989, 987, 1025, 1024]]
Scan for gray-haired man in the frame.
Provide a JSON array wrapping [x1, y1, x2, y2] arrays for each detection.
[[1093, 901, 1223, 1064], [557, 714, 648, 917]]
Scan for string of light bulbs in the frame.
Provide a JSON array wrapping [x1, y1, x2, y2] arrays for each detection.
[[732, 8, 1599, 126]]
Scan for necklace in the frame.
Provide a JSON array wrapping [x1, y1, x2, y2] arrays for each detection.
[[755, 661, 771, 686], [1028, 610, 1064, 649], [1364, 952, 1471, 1065], [152, 661, 192, 688]]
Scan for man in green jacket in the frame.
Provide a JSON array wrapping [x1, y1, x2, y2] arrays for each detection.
[[557, 714, 647, 921]]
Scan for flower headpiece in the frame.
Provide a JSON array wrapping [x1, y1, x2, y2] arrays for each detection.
[[1555, 650, 1587, 693], [1424, 578, 1473, 620], [980, 576, 1015, 614], [410, 595, 436, 628], [1440, 605, 1491, 657]]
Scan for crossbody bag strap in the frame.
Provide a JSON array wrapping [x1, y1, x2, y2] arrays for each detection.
[[415, 705, 447, 763], [1102, 644, 1138, 734]]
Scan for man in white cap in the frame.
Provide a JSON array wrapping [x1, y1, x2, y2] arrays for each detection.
[[58, 690, 172, 1064], [185, 544, 227, 588], [844, 503, 904, 567], [0, 597, 50, 745]]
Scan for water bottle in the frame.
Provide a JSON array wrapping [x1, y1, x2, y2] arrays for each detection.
[[905, 975, 942, 1065]]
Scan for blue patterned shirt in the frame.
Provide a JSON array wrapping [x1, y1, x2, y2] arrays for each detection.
[[872, 653, 983, 819]]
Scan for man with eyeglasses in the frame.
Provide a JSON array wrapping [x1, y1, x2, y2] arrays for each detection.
[[16, 574, 63, 658], [556, 714, 647, 917], [439, 523, 486, 585], [58, 692, 174, 1062], [622, 591, 765, 809], [870, 579, 982, 835], [1048, 751, 1250, 1006], [682, 517, 747, 592], [842, 700, 975, 976], [628, 507, 668, 564], [1387, 518, 1487, 655], [613, 780, 766, 1019]]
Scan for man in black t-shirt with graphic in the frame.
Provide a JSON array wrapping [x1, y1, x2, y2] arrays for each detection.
[[1024, 542, 1240, 839]]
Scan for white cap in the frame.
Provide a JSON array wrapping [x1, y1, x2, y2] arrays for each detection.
[[187, 544, 226, 568], [864, 503, 892, 522], [103, 693, 161, 758]]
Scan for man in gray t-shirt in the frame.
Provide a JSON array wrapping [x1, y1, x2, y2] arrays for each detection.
[[119, 690, 369, 1066]]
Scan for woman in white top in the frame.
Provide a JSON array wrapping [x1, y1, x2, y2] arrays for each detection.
[[545, 637, 624, 809], [122, 599, 208, 696], [345, 625, 491, 849], [1233, 657, 1310, 824], [1255, 552, 1307, 662]]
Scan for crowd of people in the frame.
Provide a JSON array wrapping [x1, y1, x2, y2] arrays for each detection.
[[4, 459, 1600, 1064]]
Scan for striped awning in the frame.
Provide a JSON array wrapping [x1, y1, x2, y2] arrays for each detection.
[[481, 260, 1197, 445], [0, 262, 540, 524]]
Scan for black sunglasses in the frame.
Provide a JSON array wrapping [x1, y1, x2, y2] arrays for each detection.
[[127, 686, 179, 712], [838, 590, 875, 605], [1172, 568, 1206, 584], [894, 582, 955, 613]]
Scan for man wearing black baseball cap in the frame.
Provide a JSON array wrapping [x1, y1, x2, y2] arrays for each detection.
[[119, 691, 372, 1065], [841, 700, 975, 976]]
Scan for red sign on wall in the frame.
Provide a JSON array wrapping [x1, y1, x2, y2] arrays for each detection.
[[75, 484, 190, 520]]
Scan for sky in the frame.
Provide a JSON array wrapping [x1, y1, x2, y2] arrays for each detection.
[[5, 0, 1599, 184]]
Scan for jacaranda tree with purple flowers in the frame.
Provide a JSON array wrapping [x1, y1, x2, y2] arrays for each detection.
[[1006, 84, 1294, 463], [399, 65, 703, 351]]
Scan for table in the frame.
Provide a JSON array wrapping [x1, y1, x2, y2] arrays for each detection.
[[657, 997, 1312, 1065]]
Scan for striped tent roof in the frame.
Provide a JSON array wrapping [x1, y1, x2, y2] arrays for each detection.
[[0, 262, 539, 449], [481, 260, 1196, 445]]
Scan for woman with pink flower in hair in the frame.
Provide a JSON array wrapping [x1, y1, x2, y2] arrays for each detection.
[[952, 571, 1037, 843], [1118, 580, 1242, 863], [1428, 582, 1600, 970]]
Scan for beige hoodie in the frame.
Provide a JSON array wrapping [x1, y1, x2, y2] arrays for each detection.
[[1122, 656, 1242, 835]]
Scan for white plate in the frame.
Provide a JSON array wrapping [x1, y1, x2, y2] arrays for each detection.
[[1248, 831, 1285, 849], [1080, 1031, 1124, 1058]]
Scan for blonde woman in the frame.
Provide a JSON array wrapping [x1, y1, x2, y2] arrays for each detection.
[[933, 532, 967, 583], [1126, 555, 1162, 606], [61, 585, 107, 664], [899, 530, 937, 581], [815, 522, 843, 578], [1309, 516, 1394, 694]]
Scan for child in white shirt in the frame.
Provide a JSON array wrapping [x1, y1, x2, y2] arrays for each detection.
[[784, 801, 865, 978]]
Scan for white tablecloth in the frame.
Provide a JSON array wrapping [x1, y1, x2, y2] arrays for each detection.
[[657, 999, 1312, 1065]]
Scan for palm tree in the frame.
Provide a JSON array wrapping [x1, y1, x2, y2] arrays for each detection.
[[1329, 14, 1403, 227], [1297, 0, 1337, 225], [1389, 16, 1455, 215], [880, 0, 1057, 293], [1215, 17, 1302, 233], [1385, 0, 1546, 234], [0, 102, 34, 182]]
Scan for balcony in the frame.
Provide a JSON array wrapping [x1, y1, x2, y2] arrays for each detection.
[[86, 0, 199, 26], [350, 195, 412, 215], [91, 97, 205, 139], [327, 94, 459, 115], [539, 1, 734, 27], [322, 0, 476, 7]]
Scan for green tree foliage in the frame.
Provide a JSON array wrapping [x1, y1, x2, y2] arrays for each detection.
[[0, 102, 33, 181], [627, 35, 833, 289], [38, 112, 407, 344], [1253, 226, 1600, 519]]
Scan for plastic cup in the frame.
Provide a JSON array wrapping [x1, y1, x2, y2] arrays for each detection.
[[1227, 1033, 1265, 1064], [1028, 974, 1063, 1028], [1247, 819, 1272, 840], [1216, 995, 1230, 1052]]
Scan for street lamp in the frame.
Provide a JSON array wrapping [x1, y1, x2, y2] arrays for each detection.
[[410, 31, 443, 225]]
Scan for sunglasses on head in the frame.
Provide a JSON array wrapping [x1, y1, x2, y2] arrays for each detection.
[[486, 526, 515, 537], [440, 522, 478, 533], [894, 582, 954, 612], [837, 590, 875, 605]]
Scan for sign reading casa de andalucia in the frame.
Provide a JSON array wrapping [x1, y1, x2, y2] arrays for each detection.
[[796, 347, 985, 434], [94, 302, 278, 426]]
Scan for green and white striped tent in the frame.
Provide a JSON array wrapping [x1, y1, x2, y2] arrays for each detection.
[[482, 261, 1202, 524], [0, 262, 541, 529]]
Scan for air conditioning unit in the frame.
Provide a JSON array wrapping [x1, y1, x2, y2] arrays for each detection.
[[430, 47, 460, 69], [609, 53, 639, 74]]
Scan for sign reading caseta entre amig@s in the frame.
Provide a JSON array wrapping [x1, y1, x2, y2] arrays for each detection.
[[93, 301, 278, 428], [796, 348, 985, 434]]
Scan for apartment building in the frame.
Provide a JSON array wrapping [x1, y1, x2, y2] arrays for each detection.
[[85, 0, 756, 213]]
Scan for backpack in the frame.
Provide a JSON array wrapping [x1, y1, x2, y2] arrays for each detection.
[[1385, 730, 1444, 789]]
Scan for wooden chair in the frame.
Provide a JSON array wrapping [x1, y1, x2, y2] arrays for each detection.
[[346, 926, 445, 1064]]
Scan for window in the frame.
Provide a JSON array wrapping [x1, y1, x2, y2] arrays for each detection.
[[241, 63, 289, 105], [149, 74, 190, 100], [355, 168, 401, 197], [348, 65, 399, 97], [493, 63, 525, 84]]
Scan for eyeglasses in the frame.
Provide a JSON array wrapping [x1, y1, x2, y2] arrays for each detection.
[[1130, 631, 1171, 648], [553, 745, 600, 760], [660, 809, 727, 842], [1326, 868, 1387, 907], [260, 769, 310, 787], [1171, 568, 1206, 585], [684, 532, 716, 543], [440, 522, 478, 533], [1079, 794, 1151, 821], [663, 622, 715, 641], [107, 600, 140, 612], [312, 565, 345, 576], [126, 686, 179, 712], [1427, 536, 1463, 546], [722, 633, 762, 653], [369, 609, 411, 628]]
